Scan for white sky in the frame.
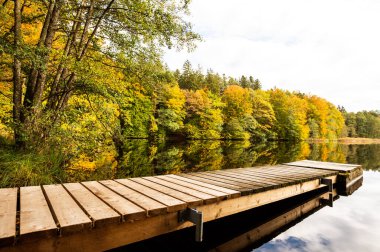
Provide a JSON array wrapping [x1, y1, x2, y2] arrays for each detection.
[[163, 0, 380, 112]]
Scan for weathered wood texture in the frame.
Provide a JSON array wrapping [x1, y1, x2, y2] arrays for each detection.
[[19, 187, 56, 239], [0, 188, 17, 246], [43, 184, 92, 234], [285, 160, 359, 171], [286, 160, 363, 195], [0, 160, 361, 251]]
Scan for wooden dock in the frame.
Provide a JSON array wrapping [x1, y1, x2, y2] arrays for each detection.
[[0, 160, 362, 251]]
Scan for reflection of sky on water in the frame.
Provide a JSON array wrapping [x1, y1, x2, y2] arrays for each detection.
[[255, 171, 380, 252]]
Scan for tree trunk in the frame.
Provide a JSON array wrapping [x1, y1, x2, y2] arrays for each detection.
[[13, 0, 23, 147]]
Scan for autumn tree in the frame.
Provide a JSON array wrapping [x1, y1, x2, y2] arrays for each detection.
[[1, 0, 199, 148], [183, 89, 224, 139], [250, 89, 276, 140], [222, 85, 257, 139], [269, 89, 309, 141], [156, 83, 186, 138]]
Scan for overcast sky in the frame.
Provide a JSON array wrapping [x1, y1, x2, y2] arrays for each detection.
[[163, 0, 380, 112]]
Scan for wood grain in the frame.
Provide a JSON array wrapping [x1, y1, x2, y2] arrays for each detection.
[[0, 188, 17, 245], [19, 186, 57, 239], [63, 183, 120, 226], [43, 184, 91, 234], [115, 179, 187, 212], [82, 181, 146, 221], [100, 180, 167, 216]]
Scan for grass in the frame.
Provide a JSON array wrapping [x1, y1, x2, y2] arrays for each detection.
[[0, 145, 67, 188]]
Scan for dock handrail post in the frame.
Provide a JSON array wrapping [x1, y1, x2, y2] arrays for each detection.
[[178, 208, 203, 242]]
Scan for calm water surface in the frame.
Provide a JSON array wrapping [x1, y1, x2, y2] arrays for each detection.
[[101, 141, 379, 252]]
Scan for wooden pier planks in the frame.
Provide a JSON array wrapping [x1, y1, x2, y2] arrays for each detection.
[[285, 160, 363, 195], [0, 188, 17, 245], [81, 181, 146, 221], [284, 160, 359, 171], [129, 177, 203, 206], [0, 160, 362, 251], [156, 175, 230, 199], [63, 183, 120, 226], [43, 184, 92, 234], [166, 174, 241, 197], [100, 180, 167, 216], [115, 179, 187, 212], [143, 176, 218, 203], [19, 186, 56, 239]]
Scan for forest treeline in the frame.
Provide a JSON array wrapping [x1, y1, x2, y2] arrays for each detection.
[[0, 0, 379, 179], [339, 108, 380, 138]]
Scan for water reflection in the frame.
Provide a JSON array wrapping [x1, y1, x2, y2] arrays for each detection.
[[255, 171, 380, 252], [67, 140, 380, 182]]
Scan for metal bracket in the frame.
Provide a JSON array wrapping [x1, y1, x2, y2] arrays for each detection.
[[178, 208, 203, 242], [320, 178, 333, 192], [320, 193, 334, 207], [320, 178, 333, 207]]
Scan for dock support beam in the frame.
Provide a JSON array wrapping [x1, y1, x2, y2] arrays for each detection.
[[178, 208, 203, 242]]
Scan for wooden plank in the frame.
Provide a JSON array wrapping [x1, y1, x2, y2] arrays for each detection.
[[179, 173, 248, 190], [8, 176, 337, 252], [142, 177, 217, 203], [244, 166, 338, 179], [201, 170, 276, 186], [100, 180, 167, 216], [271, 165, 337, 174], [187, 172, 267, 191], [63, 183, 120, 226], [43, 184, 92, 234], [130, 177, 203, 206], [285, 160, 359, 171], [179, 174, 254, 195], [222, 169, 293, 184], [167, 175, 241, 197], [0, 188, 17, 245], [288, 160, 359, 168], [246, 165, 331, 175], [242, 170, 333, 184], [232, 169, 304, 184], [82, 181, 146, 221], [259, 168, 339, 180], [157, 175, 230, 199], [244, 167, 328, 178], [210, 170, 287, 186], [19, 187, 56, 240], [115, 179, 187, 212]]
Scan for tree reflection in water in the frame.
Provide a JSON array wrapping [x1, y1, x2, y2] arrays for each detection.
[[67, 140, 380, 182]]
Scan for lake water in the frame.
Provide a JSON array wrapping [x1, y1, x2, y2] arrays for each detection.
[[108, 142, 380, 252]]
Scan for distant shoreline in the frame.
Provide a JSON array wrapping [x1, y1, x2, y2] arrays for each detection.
[[308, 137, 380, 144]]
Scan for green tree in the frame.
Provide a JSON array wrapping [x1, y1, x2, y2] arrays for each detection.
[[156, 83, 186, 138], [269, 89, 309, 141], [1, 0, 200, 148], [204, 69, 223, 94], [183, 89, 224, 139], [250, 89, 276, 140], [222, 85, 257, 139], [178, 60, 205, 90]]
